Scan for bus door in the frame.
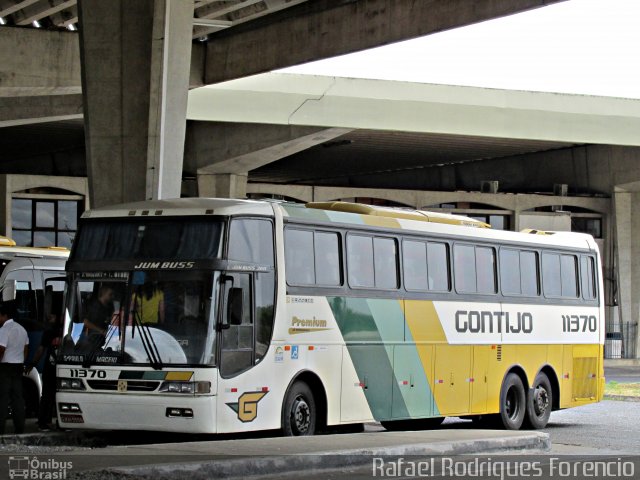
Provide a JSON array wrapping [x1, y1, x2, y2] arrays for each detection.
[[434, 345, 471, 415], [219, 272, 253, 378], [470, 345, 490, 413], [216, 217, 276, 431], [216, 267, 275, 431]]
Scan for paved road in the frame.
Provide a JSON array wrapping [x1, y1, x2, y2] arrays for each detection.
[[605, 365, 640, 383], [253, 400, 640, 480], [436, 399, 640, 454]]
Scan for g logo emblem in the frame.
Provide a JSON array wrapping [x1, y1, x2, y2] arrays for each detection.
[[226, 391, 268, 422]]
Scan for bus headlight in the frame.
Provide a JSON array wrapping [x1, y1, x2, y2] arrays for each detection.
[[58, 378, 86, 390], [159, 381, 210, 394]]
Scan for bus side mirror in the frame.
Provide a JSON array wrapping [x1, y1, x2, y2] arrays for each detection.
[[2, 279, 16, 301]]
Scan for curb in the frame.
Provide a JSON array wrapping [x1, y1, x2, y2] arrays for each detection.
[[108, 432, 550, 479], [0, 430, 106, 447], [604, 394, 640, 402]]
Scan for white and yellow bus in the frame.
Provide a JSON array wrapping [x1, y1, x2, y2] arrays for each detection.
[[56, 198, 603, 434]]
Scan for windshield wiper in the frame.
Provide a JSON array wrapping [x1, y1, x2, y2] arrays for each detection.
[[131, 308, 163, 370]]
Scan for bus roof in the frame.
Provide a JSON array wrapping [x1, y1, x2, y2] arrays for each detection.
[[78, 197, 597, 253], [306, 202, 491, 228], [0, 236, 69, 258], [81, 197, 275, 218], [279, 201, 598, 252], [0, 245, 69, 259]]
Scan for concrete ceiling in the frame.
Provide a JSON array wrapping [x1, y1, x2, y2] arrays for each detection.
[[248, 130, 577, 186], [0, 0, 311, 35]]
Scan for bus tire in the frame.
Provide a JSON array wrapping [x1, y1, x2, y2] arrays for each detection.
[[282, 381, 316, 436], [498, 373, 526, 430], [524, 372, 552, 429]]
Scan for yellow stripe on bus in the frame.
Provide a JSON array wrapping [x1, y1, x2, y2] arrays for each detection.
[[165, 371, 193, 381]]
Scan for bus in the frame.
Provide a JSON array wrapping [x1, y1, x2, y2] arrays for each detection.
[[0, 237, 68, 416], [56, 198, 603, 434]]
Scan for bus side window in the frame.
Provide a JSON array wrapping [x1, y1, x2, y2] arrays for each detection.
[[5, 270, 37, 329], [581, 256, 597, 300]]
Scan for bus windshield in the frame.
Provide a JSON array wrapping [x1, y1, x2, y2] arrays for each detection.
[[60, 270, 218, 367]]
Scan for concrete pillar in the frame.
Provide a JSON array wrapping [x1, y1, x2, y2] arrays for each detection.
[[146, 0, 193, 201], [613, 190, 640, 358], [198, 174, 248, 199], [78, 0, 192, 208]]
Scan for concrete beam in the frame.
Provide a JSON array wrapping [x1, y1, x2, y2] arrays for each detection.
[[198, 173, 247, 198], [189, 73, 640, 147], [247, 183, 611, 213], [198, 127, 352, 174], [0, 94, 82, 127], [204, 0, 565, 83], [184, 122, 330, 173], [0, 25, 203, 93], [0, 27, 80, 97]]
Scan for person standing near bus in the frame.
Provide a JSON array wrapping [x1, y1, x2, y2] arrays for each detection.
[[26, 312, 62, 431], [0, 301, 29, 435]]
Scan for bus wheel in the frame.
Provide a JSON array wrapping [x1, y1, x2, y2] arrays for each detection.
[[524, 372, 552, 429], [282, 382, 316, 436], [499, 373, 526, 430]]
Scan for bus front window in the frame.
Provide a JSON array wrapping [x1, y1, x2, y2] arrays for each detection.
[[61, 271, 218, 367]]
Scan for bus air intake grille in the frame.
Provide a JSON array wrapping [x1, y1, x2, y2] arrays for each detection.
[[496, 345, 502, 361], [87, 380, 160, 392]]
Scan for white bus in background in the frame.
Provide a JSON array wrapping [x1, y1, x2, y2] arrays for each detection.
[[0, 237, 68, 416]]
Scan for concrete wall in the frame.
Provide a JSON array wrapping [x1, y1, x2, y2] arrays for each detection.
[[0, 174, 89, 238]]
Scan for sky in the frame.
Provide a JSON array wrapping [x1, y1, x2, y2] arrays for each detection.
[[279, 0, 640, 99]]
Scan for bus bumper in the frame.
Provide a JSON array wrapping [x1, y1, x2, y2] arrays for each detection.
[[56, 392, 217, 433]]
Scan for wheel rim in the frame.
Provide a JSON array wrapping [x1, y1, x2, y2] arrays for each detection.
[[533, 385, 550, 418], [291, 395, 311, 434], [505, 386, 521, 421]]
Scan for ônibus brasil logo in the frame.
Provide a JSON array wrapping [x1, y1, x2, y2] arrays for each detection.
[[8, 456, 72, 479]]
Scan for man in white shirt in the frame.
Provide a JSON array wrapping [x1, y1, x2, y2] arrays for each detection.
[[0, 301, 29, 435]]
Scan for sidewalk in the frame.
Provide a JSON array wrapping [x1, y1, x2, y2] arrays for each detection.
[[1, 426, 550, 479]]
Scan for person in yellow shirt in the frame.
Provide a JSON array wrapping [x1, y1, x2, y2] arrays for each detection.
[[131, 283, 165, 325]]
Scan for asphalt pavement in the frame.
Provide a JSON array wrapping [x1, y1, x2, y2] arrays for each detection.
[[605, 365, 640, 383]]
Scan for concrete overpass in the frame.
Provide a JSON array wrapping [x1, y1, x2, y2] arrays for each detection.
[[0, 0, 566, 206]]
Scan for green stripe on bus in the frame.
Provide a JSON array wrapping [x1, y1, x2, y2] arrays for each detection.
[[328, 296, 410, 420]]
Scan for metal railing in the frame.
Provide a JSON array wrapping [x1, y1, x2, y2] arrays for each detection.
[[604, 320, 638, 359]]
